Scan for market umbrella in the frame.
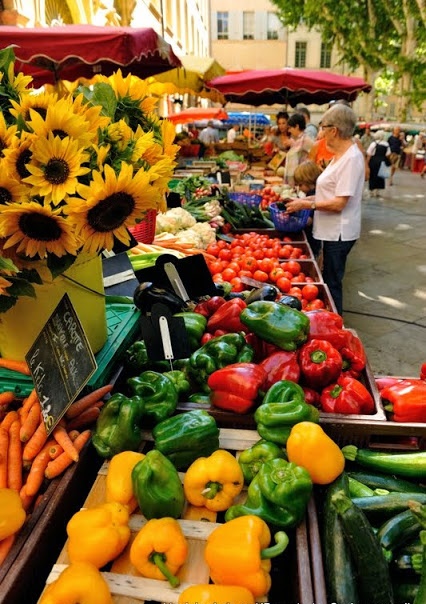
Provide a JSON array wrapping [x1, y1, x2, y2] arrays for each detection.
[[206, 68, 372, 107], [167, 106, 228, 125], [149, 55, 226, 103], [0, 24, 182, 86]]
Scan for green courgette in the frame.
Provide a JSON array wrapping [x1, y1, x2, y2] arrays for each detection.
[[342, 446, 426, 479], [352, 493, 426, 520], [347, 470, 426, 494], [323, 473, 359, 604], [348, 476, 375, 498], [331, 491, 394, 604], [377, 509, 421, 554]]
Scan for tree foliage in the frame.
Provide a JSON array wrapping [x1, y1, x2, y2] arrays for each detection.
[[271, 0, 426, 119]]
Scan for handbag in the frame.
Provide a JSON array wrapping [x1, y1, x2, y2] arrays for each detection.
[[378, 161, 391, 179]]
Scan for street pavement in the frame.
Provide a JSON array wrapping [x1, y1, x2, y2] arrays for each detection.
[[342, 165, 426, 377]]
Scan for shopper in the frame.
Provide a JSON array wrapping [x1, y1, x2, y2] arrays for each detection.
[[226, 124, 239, 143], [360, 126, 374, 153], [284, 103, 365, 315], [271, 111, 292, 152], [387, 126, 406, 185], [284, 113, 314, 187], [293, 160, 323, 258], [366, 130, 391, 197], [198, 120, 219, 157], [297, 106, 318, 140], [308, 126, 334, 170]]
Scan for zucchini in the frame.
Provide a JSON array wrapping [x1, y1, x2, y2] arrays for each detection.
[[347, 470, 426, 494], [323, 473, 359, 604], [377, 509, 421, 553], [342, 446, 426, 479], [348, 476, 375, 498], [352, 493, 426, 520], [331, 491, 394, 604]]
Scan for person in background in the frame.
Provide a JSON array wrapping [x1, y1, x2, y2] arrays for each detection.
[[387, 126, 406, 185], [360, 126, 374, 153], [308, 126, 335, 170], [259, 125, 275, 155], [293, 160, 323, 258], [366, 130, 391, 198], [227, 124, 239, 143], [271, 111, 292, 152], [198, 120, 219, 157], [297, 106, 318, 140], [284, 103, 365, 315], [284, 113, 314, 187]]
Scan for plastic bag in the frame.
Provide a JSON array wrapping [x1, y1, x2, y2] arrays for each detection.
[[378, 161, 391, 179]]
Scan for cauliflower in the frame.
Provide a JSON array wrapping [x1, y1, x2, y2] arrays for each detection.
[[175, 222, 217, 249], [156, 207, 196, 234]]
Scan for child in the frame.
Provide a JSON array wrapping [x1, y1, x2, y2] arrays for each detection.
[[293, 160, 323, 259]]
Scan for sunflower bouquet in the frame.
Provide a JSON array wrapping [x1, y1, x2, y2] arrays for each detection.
[[0, 46, 179, 313]]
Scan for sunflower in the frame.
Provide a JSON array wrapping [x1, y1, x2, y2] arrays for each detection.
[[0, 275, 12, 296], [68, 163, 161, 254], [9, 90, 58, 123], [0, 172, 28, 205], [2, 130, 35, 181], [0, 112, 18, 159], [0, 202, 80, 259], [23, 133, 90, 206]]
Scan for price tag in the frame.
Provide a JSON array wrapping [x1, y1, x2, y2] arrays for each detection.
[[25, 294, 97, 435]]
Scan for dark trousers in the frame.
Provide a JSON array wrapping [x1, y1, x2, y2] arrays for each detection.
[[322, 239, 357, 315]]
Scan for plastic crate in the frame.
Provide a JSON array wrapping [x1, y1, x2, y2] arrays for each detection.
[[270, 203, 311, 233], [128, 209, 157, 244], [229, 191, 262, 208]]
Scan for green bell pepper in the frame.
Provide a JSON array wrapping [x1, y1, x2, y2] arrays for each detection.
[[163, 370, 191, 399], [240, 301, 310, 351], [153, 409, 220, 470], [131, 449, 185, 519], [127, 370, 178, 425], [238, 439, 287, 484], [174, 312, 207, 351], [254, 380, 320, 446], [225, 457, 312, 529], [123, 340, 150, 375], [92, 392, 144, 458], [187, 332, 254, 393]]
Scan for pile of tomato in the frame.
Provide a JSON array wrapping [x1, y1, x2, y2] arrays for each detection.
[[205, 232, 326, 310], [259, 187, 282, 210]]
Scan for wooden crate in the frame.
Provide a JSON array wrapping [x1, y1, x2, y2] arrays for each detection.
[[37, 428, 314, 604]]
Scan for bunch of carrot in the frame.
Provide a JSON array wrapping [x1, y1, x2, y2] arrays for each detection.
[[0, 378, 113, 566]]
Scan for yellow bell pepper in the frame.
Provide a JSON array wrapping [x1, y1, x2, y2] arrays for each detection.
[[286, 421, 345, 484], [0, 488, 26, 540], [183, 449, 244, 512], [178, 584, 255, 604], [105, 450, 145, 512], [67, 502, 130, 568], [204, 515, 288, 598], [39, 561, 113, 604], [130, 517, 188, 587]]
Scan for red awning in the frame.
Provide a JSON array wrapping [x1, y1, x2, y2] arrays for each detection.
[[207, 68, 372, 107], [0, 25, 181, 86]]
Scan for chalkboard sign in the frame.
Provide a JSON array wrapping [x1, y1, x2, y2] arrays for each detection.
[[25, 294, 97, 435]]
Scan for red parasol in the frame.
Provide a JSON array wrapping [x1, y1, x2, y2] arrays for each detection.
[[167, 107, 228, 125], [0, 25, 181, 86], [207, 68, 372, 107]]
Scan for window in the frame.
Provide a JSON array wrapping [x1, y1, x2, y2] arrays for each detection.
[[243, 11, 255, 40], [267, 12, 280, 40], [320, 43, 331, 68], [217, 12, 229, 40], [295, 41, 307, 68]]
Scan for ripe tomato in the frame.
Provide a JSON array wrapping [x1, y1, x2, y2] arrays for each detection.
[[302, 284, 319, 301], [221, 268, 237, 281], [212, 273, 224, 283], [240, 256, 258, 272], [278, 247, 292, 260], [284, 261, 301, 276], [252, 249, 264, 260], [276, 277, 292, 293], [218, 248, 233, 262], [206, 243, 220, 257], [239, 269, 253, 279], [289, 286, 303, 299], [258, 258, 274, 273], [208, 260, 223, 275], [306, 299, 325, 310], [230, 277, 244, 292], [252, 270, 269, 282], [290, 247, 303, 259], [269, 267, 286, 282]]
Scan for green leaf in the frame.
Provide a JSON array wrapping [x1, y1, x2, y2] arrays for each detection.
[[47, 254, 77, 279], [0, 256, 18, 272], [0, 295, 18, 313], [88, 82, 118, 118], [19, 268, 43, 285], [0, 46, 16, 73], [7, 278, 36, 299]]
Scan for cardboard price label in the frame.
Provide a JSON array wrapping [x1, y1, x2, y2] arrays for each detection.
[[26, 294, 97, 435]]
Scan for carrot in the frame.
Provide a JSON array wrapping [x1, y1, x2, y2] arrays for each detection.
[[0, 391, 15, 408], [0, 427, 9, 489], [45, 430, 91, 479], [65, 384, 113, 419], [0, 359, 31, 375], [1, 410, 19, 432], [52, 425, 79, 462], [47, 429, 79, 460], [19, 484, 36, 512], [21, 389, 39, 414], [25, 445, 51, 496], [66, 406, 101, 431], [22, 421, 47, 462], [0, 535, 15, 566], [7, 420, 22, 492], [19, 401, 41, 443]]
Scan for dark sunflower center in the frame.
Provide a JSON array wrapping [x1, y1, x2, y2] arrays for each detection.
[[87, 192, 135, 232], [19, 212, 63, 242], [17, 148, 32, 179], [52, 129, 69, 139], [0, 187, 12, 204], [0, 137, 6, 157], [45, 158, 70, 184], [25, 107, 47, 121]]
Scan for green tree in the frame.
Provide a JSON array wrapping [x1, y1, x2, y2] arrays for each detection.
[[271, 0, 426, 120]]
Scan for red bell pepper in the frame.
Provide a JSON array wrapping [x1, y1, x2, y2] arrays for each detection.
[[259, 350, 300, 390], [194, 296, 227, 318], [207, 298, 248, 334], [304, 309, 347, 350], [207, 362, 266, 414], [340, 330, 366, 377], [298, 339, 343, 391], [380, 379, 426, 422], [420, 363, 426, 380], [302, 386, 320, 407], [320, 376, 375, 415]]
